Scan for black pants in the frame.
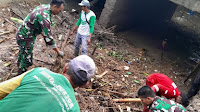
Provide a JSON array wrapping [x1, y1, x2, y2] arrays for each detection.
[[187, 73, 200, 99], [182, 73, 200, 107]]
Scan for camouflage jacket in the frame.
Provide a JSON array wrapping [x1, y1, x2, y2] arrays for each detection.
[[148, 96, 187, 112], [16, 4, 55, 47]]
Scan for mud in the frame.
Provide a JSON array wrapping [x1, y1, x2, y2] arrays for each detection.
[[0, 1, 198, 111]]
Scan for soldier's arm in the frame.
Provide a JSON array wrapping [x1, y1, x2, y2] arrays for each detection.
[[38, 14, 63, 55], [37, 14, 56, 49]]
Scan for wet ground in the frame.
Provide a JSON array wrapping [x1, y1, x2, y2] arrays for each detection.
[[0, 1, 198, 111]]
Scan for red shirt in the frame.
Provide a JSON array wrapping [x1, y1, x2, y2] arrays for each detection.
[[146, 73, 181, 99]]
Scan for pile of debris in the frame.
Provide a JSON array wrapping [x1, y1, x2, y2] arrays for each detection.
[[0, 1, 197, 112], [187, 92, 200, 112]]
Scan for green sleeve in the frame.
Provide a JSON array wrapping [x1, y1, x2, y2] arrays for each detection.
[[76, 13, 82, 26], [89, 16, 96, 34]]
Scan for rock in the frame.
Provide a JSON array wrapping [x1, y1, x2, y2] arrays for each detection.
[[122, 77, 126, 82], [71, 9, 76, 12], [124, 66, 130, 70], [74, 92, 79, 96], [126, 106, 131, 112], [91, 78, 94, 82], [124, 75, 129, 77], [90, 97, 95, 101], [58, 35, 63, 41]]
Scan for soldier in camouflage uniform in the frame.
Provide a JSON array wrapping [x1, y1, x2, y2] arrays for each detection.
[[16, 0, 65, 75], [138, 86, 187, 112]]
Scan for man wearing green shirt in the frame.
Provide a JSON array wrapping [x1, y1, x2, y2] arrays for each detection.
[[16, 0, 65, 75], [0, 55, 96, 112], [70, 0, 96, 56]]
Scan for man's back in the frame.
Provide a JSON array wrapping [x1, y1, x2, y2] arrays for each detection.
[[0, 68, 80, 112], [146, 73, 173, 87], [146, 73, 181, 99]]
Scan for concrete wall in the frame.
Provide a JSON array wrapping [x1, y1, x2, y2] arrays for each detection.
[[101, 0, 177, 31], [172, 5, 200, 35], [170, 0, 200, 13], [99, 0, 117, 27], [99, 0, 200, 28]]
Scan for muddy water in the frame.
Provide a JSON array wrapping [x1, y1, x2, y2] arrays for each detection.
[[117, 29, 190, 63]]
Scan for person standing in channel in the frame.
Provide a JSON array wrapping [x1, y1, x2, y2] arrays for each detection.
[[70, 0, 96, 56], [16, 0, 65, 75]]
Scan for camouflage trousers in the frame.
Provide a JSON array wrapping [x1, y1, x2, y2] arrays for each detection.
[[17, 40, 34, 75]]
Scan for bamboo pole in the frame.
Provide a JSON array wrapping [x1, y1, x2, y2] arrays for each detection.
[[112, 98, 141, 103]]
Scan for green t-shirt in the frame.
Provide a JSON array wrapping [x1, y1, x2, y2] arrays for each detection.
[[0, 68, 80, 112], [76, 10, 96, 36]]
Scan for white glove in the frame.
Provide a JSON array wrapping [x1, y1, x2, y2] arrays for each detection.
[[58, 51, 64, 56]]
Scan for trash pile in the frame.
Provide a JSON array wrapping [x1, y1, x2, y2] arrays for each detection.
[[187, 93, 200, 112], [0, 1, 197, 112]]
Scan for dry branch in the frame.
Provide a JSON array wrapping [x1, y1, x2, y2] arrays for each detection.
[[5, 18, 15, 26], [0, 31, 12, 36], [34, 57, 54, 65], [91, 45, 97, 55], [10, 8, 24, 20], [0, 39, 5, 44], [118, 105, 123, 112], [5, 66, 16, 80], [61, 31, 71, 51], [96, 70, 109, 78]]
